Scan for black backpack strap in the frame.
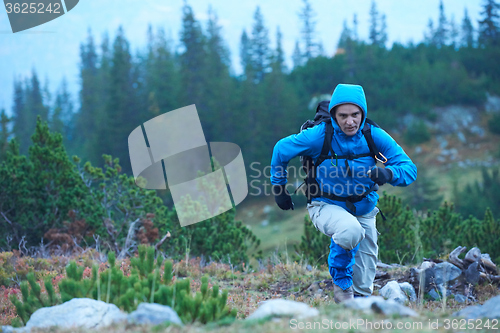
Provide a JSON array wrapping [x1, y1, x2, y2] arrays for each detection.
[[362, 122, 387, 164], [314, 122, 334, 169]]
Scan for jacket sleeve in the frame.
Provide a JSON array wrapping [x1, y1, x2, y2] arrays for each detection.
[[270, 124, 324, 185], [371, 127, 417, 187]]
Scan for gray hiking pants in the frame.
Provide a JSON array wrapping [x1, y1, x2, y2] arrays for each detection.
[[307, 201, 379, 296]]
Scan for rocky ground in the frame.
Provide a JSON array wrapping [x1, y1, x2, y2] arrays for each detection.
[[1, 245, 500, 332]]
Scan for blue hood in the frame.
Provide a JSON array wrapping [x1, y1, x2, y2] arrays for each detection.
[[328, 84, 368, 135]]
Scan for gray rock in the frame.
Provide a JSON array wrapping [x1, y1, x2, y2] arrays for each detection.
[[465, 261, 481, 285], [128, 303, 182, 326], [457, 131, 466, 143], [263, 205, 273, 214], [485, 93, 500, 114], [25, 298, 127, 330], [379, 281, 408, 304], [399, 282, 417, 302], [428, 289, 441, 301], [434, 262, 462, 285], [428, 287, 451, 301], [453, 294, 467, 303], [246, 299, 319, 320], [454, 294, 500, 319], [0, 326, 30, 333], [344, 296, 418, 317]]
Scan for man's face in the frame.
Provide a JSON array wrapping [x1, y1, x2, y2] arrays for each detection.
[[334, 104, 363, 136]]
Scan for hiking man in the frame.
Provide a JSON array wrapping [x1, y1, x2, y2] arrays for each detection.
[[270, 83, 417, 303]]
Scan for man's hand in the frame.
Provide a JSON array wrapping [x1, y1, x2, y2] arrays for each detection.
[[367, 167, 393, 185], [273, 185, 294, 210]]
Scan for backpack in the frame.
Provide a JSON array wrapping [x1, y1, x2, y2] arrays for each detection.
[[297, 100, 388, 214]]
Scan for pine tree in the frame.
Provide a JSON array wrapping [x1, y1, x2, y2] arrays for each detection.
[[298, 0, 317, 61], [50, 78, 74, 145], [141, 26, 179, 124], [449, 15, 459, 48], [239, 30, 251, 76], [352, 14, 359, 41], [204, 6, 234, 141], [273, 27, 286, 73], [178, 3, 208, 110], [435, 0, 449, 47], [461, 8, 475, 47], [13, 71, 48, 154], [368, 1, 387, 47], [379, 14, 388, 47], [292, 40, 303, 68], [478, 0, 500, 47], [249, 6, 271, 82], [424, 19, 436, 45], [98, 26, 136, 175], [337, 19, 352, 49], [0, 109, 10, 162], [74, 30, 103, 164]]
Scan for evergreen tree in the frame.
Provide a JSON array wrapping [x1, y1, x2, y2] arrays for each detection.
[[298, 0, 318, 61], [13, 71, 48, 154], [249, 6, 271, 83], [449, 15, 459, 48], [369, 1, 387, 47], [74, 30, 103, 164], [99, 26, 136, 174], [178, 3, 208, 110], [461, 8, 475, 47], [0, 109, 10, 162], [11, 79, 26, 153], [141, 26, 179, 123], [402, 163, 443, 212], [379, 14, 388, 47], [204, 6, 234, 141], [435, 0, 449, 47], [352, 14, 359, 41], [369, 1, 380, 45], [424, 19, 436, 45], [273, 27, 286, 73], [50, 78, 74, 145], [478, 0, 500, 47], [338, 19, 352, 49], [239, 30, 251, 76], [292, 40, 303, 68]]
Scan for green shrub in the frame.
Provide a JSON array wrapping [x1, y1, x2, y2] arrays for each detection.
[[488, 113, 500, 135], [403, 120, 431, 146], [292, 214, 330, 265], [11, 245, 237, 326]]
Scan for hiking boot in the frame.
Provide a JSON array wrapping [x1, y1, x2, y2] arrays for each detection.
[[333, 284, 354, 304]]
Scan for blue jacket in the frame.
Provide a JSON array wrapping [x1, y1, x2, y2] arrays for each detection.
[[271, 84, 417, 216]]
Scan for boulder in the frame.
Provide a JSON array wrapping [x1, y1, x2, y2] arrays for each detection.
[[344, 296, 418, 317], [128, 303, 182, 326], [379, 281, 408, 304], [398, 282, 417, 302], [434, 262, 462, 285], [454, 295, 500, 319], [25, 298, 127, 330], [453, 294, 467, 304], [246, 299, 319, 320]]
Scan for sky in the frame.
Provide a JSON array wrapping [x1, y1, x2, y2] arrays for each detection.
[[0, 0, 484, 115]]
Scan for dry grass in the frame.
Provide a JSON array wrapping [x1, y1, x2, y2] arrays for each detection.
[[1, 248, 499, 332]]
